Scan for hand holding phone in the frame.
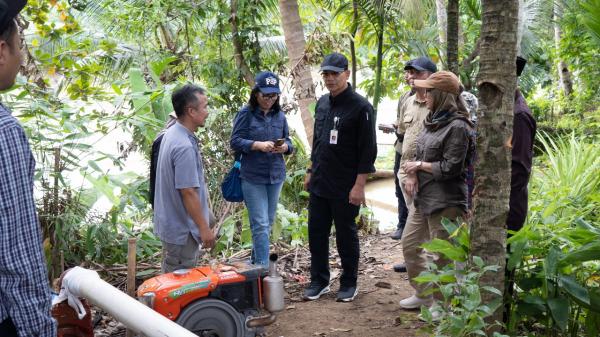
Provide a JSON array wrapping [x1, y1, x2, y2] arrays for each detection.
[[274, 138, 285, 147], [378, 123, 396, 133]]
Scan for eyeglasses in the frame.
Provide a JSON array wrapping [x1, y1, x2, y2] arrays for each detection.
[[260, 93, 279, 100], [321, 71, 342, 78]]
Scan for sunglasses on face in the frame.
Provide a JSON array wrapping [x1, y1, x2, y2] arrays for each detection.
[[260, 93, 279, 100]]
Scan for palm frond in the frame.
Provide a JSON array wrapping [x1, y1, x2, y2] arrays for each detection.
[[354, 0, 384, 33], [258, 35, 288, 57], [578, 0, 600, 45], [462, 0, 481, 20]]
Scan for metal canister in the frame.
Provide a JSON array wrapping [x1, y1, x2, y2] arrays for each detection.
[[262, 253, 285, 313]]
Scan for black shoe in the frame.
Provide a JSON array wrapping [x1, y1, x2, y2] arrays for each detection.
[[303, 283, 330, 301], [336, 286, 358, 302], [393, 263, 407, 273], [390, 229, 402, 240]]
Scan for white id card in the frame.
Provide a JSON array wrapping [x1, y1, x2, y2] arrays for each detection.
[[329, 129, 338, 144]]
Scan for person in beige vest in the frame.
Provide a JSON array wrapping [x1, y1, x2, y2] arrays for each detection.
[[395, 57, 437, 310]]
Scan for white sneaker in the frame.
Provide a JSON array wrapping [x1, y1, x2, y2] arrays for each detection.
[[399, 295, 432, 309], [418, 307, 442, 322]]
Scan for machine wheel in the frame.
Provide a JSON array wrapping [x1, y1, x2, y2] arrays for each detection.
[[175, 298, 247, 337]]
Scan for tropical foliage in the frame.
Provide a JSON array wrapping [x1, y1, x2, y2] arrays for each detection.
[[504, 133, 600, 336], [2, 1, 599, 334]]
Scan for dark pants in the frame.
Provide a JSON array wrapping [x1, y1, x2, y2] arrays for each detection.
[[308, 193, 360, 288], [393, 151, 408, 232], [0, 317, 18, 337]]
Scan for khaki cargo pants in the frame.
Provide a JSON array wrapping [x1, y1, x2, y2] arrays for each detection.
[[400, 177, 464, 297]]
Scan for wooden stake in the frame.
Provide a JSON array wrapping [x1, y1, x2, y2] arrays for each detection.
[[126, 237, 137, 337]]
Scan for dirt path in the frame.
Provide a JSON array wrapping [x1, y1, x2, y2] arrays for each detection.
[[265, 233, 425, 337], [90, 231, 426, 337]]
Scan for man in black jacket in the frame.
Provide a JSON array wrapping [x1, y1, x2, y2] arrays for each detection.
[[507, 56, 536, 233], [303, 53, 377, 302]]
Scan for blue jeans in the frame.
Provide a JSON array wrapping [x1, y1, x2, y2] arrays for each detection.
[[241, 179, 284, 266]]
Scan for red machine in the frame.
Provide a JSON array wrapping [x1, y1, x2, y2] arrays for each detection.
[[53, 299, 93, 337], [137, 254, 284, 337]]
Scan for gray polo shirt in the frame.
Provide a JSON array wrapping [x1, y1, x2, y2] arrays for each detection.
[[153, 122, 209, 245]]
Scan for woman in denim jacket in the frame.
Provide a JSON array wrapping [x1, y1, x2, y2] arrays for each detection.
[[230, 71, 294, 266]]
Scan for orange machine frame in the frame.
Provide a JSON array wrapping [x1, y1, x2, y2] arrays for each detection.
[[137, 265, 250, 321]]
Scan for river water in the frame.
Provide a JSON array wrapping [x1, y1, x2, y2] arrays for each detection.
[[365, 177, 398, 232]]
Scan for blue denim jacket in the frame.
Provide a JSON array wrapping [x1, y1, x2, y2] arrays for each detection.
[[230, 105, 293, 184]]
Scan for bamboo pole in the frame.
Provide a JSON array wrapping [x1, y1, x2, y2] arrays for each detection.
[[126, 237, 137, 337]]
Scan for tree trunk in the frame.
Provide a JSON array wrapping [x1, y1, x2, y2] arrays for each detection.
[[350, 0, 359, 89], [372, 22, 384, 118], [436, 0, 448, 60], [278, 0, 316, 148], [461, 38, 481, 90], [230, 0, 255, 87], [447, 0, 459, 74], [553, 2, 573, 100], [472, 0, 519, 332]]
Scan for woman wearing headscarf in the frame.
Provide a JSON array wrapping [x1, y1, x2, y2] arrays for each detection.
[[402, 71, 474, 271], [230, 71, 294, 267]]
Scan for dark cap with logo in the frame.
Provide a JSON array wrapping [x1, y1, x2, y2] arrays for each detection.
[[254, 71, 281, 94], [320, 53, 349, 73], [0, 0, 27, 33], [404, 56, 437, 73]]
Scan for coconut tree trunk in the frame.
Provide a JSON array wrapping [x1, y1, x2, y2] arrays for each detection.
[[436, 0, 448, 57], [447, 0, 459, 74], [350, 0, 359, 89], [230, 0, 255, 87], [372, 24, 384, 118], [553, 2, 573, 100], [472, 0, 519, 331], [279, 0, 316, 148]]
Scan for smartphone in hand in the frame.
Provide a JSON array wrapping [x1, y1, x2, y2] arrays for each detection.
[[274, 138, 285, 147], [378, 123, 395, 133]]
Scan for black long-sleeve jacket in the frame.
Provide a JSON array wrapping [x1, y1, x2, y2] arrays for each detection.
[[507, 89, 536, 231], [310, 84, 377, 199]]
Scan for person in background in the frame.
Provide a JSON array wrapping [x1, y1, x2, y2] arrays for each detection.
[[150, 112, 177, 209], [460, 90, 478, 124], [504, 56, 537, 321], [394, 57, 438, 299], [303, 53, 377, 302], [386, 65, 411, 242], [230, 71, 293, 267], [0, 1, 58, 335], [507, 56, 536, 234], [154, 84, 216, 273], [460, 89, 479, 210], [402, 71, 474, 319]]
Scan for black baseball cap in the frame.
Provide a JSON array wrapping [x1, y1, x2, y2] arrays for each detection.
[[320, 52, 348, 73], [254, 71, 281, 94], [0, 0, 27, 33], [404, 56, 437, 73]]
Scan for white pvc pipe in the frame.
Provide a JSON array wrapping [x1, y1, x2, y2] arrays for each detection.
[[61, 266, 197, 337]]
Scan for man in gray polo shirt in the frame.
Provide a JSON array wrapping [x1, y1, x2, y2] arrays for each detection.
[[154, 84, 216, 273]]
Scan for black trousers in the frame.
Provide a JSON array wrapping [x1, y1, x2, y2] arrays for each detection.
[[0, 317, 18, 337], [393, 151, 408, 232], [308, 193, 360, 288]]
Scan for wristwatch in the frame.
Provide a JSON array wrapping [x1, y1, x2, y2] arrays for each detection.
[[416, 161, 422, 169]]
